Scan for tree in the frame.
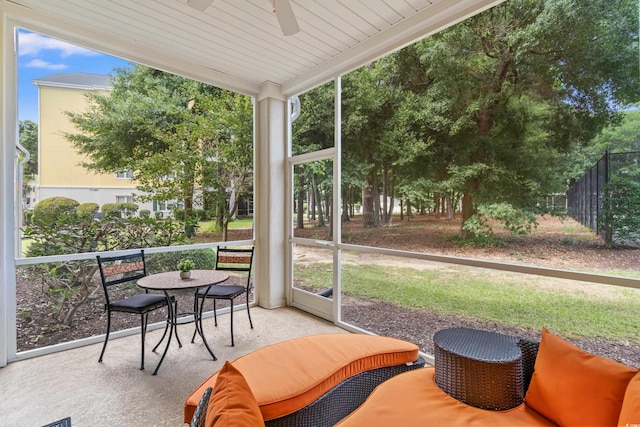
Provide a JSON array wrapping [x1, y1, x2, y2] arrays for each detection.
[[390, 0, 639, 237], [66, 65, 253, 239], [292, 82, 336, 229], [19, 120, 38, 177], [200, 91, 253, 240], [567, 108, 640, 180], [342, 65, 427, 228]]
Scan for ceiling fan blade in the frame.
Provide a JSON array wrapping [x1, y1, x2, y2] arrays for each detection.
[[274, 0, 300, 36], [187, 0, 213, 11]]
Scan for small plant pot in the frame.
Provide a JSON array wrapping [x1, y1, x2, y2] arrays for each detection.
[[180, 271, 191, 279]]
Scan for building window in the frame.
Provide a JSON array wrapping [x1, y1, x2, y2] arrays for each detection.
[[115, 170, 134, 179], [116, 195, 134, 203]]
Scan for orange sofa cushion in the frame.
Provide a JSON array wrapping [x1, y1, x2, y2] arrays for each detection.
[[205, 361, 264, 427], [185, 333, 419, 423], [336, 367, 556, 427], [618, 372, 640, 427], [525, 328, 637, 427]]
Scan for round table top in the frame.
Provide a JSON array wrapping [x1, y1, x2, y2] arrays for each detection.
[[137, 269, 229, 291], [433, 327, 520, 363]]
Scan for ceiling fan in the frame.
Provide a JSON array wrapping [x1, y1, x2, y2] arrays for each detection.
[[187, 0, 300, 36]]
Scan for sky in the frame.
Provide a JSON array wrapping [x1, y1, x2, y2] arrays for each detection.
[[17, 29, 130, 123]]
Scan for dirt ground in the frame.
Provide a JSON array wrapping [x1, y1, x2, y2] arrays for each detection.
[[16, 214, 640, 367], [295, 213, 639, 271]]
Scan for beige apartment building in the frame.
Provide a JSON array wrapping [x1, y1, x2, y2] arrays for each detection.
[[31, 72, 158, 214]]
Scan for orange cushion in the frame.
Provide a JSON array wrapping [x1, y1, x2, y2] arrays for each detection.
[[205, 361, 264, 427], [185, 333, 418, 422], [618, 372, 640, 427], [525, 328, 637, 427], [336, 367, 556, 427]]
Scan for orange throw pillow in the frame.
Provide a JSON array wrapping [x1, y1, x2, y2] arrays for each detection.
[[525, 327, 637, 427], [206, 361, 265, 427], [618, 372, 640, 427]]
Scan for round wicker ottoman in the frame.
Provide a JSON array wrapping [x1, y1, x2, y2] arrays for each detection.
[[433, 328, 525, 410]]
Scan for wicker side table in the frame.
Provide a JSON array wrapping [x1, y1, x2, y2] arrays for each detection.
[[433, 328, 525, 410]]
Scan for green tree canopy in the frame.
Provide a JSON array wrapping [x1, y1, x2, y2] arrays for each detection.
[[19, 119, 38, 177], [65, 65, 253, 239], [387, 0, 639, 235], [566, 108, 640, 180], [293, 0, 638, 238]]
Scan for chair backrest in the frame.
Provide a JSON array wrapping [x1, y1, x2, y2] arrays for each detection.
[[96, 251, 147, 303], [190, 387, 212, 427], [215, 247, 254, 289]]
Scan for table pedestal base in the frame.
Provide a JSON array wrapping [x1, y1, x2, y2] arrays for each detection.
[[151, 289, 217, 376]]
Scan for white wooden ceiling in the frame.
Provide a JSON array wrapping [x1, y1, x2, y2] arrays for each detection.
[[2, 0, 503, 96]]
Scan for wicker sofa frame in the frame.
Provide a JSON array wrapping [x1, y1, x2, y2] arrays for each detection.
[[265, 357, 426, 427], [518, 339, 540, 393], [265, 339, 536, 426]]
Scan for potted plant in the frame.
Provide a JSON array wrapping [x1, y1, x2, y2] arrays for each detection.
[[177, 258, 195, 279]]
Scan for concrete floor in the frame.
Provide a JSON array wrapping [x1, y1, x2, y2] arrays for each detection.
[[0, 307, 347, 427]]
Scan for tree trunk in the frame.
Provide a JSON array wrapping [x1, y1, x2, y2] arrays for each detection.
[[382, 165, 389, 225], [183, 183, 196, 237], [327, 195, 333, 239], [342, 189, 349, 222], [297, 171, 305, 229], [222, 215, 229, 242], [315, 177, 325, 228], [325, 194, 331, 224], [362, 170, 376, 228], [386, 167, 396, 226], [310, 175, 316, 221], [373, 176, 381, 227], [349, 188, 355, 218], [446, 195, 455, 220]]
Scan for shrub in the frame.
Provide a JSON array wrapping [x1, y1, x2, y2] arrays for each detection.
[[155, 211, 164, 219], [76, 203, 99, 218], [22, 214, 187, 325], [194, 209, 208, 221], [24, 210, 34, 225], [172, 208, 185, 220], [102, 202, 139, 218], [599, 176, 640, 248], [146, 248, 216, 274], [32, 197, 79, 226], [102, 203, 122, 218], [139, 209, 151, 218], [120, 202, 139, 217], [462, 203, 538, 245]]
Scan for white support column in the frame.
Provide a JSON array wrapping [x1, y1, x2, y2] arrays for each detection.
[[0, 11, 18, 367], [253, 82, 287, 309]]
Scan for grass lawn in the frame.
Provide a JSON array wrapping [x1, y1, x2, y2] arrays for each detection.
[[199, 218, 253, 232], [294, 262, 640, 342]]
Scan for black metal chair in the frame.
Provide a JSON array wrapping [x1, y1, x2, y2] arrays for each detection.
[[190, 387, 213, 427], [96, 250, 172, 370], [193, 247, 254, 346]]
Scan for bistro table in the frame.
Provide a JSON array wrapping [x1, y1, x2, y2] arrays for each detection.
[[433, 327, 525, 410], [137, 269, 229, 375]]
